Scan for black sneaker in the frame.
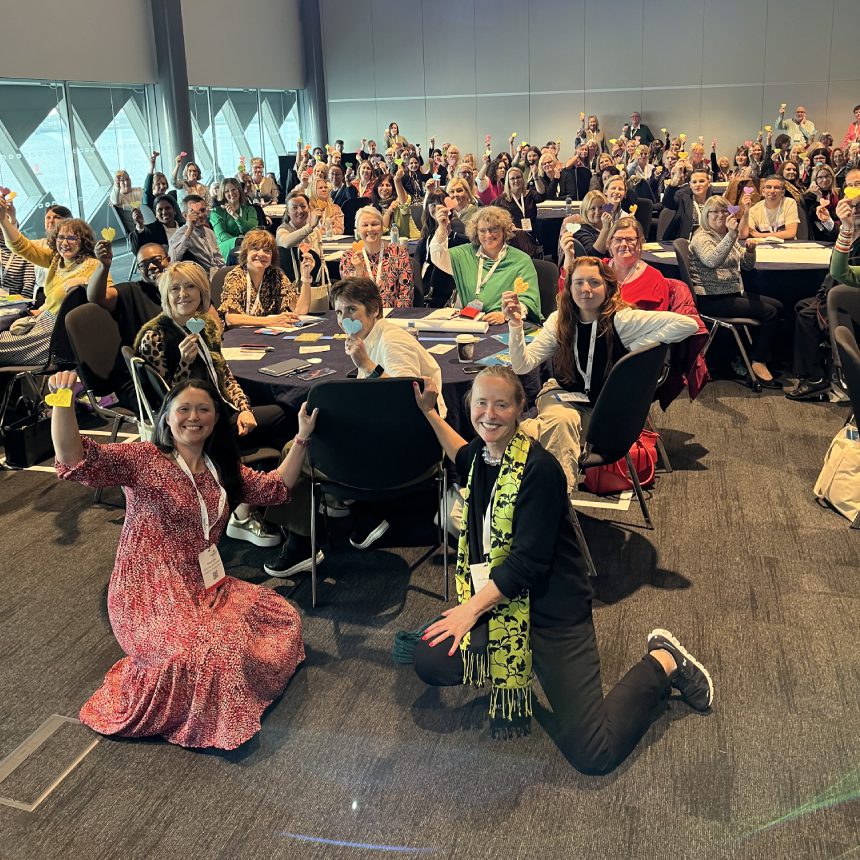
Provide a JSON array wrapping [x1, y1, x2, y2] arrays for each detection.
[[263, 543, 324, 578], [647, 628, 714, 712], [349, 518, 390, 550]]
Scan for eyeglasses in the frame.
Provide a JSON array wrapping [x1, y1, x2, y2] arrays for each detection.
[[477, 227, 501, 236], [611, 237, 639, 248], [140, 254, 166, 269], [55, 235, 80, 244]]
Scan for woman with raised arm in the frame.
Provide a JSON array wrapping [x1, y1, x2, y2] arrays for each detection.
[[408, 363, 713, 774], [171, 155, 209, 203], [50, 367, 314, 749]]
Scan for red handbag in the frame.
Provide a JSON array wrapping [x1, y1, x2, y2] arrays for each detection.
[[583, 430, 659, 495]]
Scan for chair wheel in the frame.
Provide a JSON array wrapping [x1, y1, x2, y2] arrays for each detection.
[[751, 381, 763, 393]]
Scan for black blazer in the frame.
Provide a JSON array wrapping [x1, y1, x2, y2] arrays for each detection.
[[662, 185, 715, 241]]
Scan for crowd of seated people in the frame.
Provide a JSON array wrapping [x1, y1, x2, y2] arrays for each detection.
[[3, 97, 860, 771]]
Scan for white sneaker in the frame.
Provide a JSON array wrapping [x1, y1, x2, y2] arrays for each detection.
[[226, 512, 282, 547]]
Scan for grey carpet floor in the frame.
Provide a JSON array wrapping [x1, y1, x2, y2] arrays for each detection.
[[0, 381, 858, 860]]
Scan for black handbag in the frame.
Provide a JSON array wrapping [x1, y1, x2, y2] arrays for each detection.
[[0, 374, 54, 468]]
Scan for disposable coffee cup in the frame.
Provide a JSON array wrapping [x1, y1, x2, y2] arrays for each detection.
[[456, 334, 476, 362]]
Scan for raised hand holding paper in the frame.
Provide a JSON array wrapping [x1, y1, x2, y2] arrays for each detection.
[[513, 277, 529, 295], [299, 242, 311, 254], [629, 204, 638, 216], [352, 240, 364, 252], [101, 227, 116, 242], [727, 205, 741, 215], [342, 318, 363, 336], [844, 187, 860, 200], [186, 318, 206, 335], [45, 388, 73, 408]]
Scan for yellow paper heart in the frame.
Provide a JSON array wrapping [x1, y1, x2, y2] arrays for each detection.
[[352, 240, 364, 252], [45, 388, 73, 408], [629, 204, 638, 215], [678, 152, 688, 159], [101, 227, 116, 242], [764, 125, 772, 132], [513, 278, 529, 295], [661, 128, 667, 134], [844, 187, 860, 200], [511, 132, 518, 138], [609, 138, 618, 145], [6, 191, 16, 200]]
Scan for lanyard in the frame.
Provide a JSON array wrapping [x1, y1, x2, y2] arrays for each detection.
[[362, 246, 384, 283], [245, 270, 262, 316], [474, 253, 503, 295], [513, 194, 527, 217], [173, 452, 227, 542], [573, 320, 598, 395], [173, 318, 220, 390]]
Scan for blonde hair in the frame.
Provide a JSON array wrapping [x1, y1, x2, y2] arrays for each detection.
[[698, 196, 730, 238], [465, 205, 515, 246], [445, 177, 473, 201], [581, 190, 608, 225], [157, 261, 211, 319], [355, 205, 383, 227]]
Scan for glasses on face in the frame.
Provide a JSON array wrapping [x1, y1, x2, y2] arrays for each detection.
[[140, 254, 166, 269], [56, 235, 80, 245], [611, 237, 639, 248], [477, 227, 501, 237]]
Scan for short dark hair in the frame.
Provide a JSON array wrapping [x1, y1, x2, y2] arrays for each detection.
[[153, 194, 178, 215], [329, 276, 383, 321], [46, 204, 73, 220], [691, 168, 710, 180], [182, 194, 205, 210]]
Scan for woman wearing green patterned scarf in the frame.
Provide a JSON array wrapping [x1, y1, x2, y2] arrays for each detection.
[[410, 366, 714, 775]]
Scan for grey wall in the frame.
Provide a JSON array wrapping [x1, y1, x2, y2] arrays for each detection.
[[321, 0, 860, 156]]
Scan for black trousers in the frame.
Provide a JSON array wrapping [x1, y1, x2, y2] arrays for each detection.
[[414, 617, 670, 776], [229, 403, 293, 454], [696, 293, 783, 364], [793, 296, 826, 380]]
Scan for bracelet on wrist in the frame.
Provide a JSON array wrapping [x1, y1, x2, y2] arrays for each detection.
[[366, 364, 385, 379], [293, 435, 309, 447]]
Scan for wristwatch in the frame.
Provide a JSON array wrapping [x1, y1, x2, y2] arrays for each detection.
[[366, 364, 385, 378]]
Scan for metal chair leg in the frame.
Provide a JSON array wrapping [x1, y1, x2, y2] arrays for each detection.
[[647, 410, 672, 473], [728, 326, 761, 392], [309, 481, 318, 607], [570, 505, 597, 576], [852, 507, 860, 530], [626, 452, 653, 529], [441, 469, 449, 600]]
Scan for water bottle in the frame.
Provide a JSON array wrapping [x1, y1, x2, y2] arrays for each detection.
[[389, 223, 399, 246], [565, 196, 572, 217]]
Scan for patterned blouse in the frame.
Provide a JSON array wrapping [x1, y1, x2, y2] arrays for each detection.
[[339, 243, 413, 307], [137, 316, 252, 412], [218, 265, 299, 320]]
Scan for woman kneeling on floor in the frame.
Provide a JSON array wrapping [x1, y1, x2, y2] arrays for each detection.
[[409, 366, 713, 775], [50, 370, 318, 749]]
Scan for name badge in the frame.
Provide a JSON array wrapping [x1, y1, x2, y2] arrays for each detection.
[[470, 561, 491, 593], [554, 391, 590, 403], [520, 217, 533, 232], [199, 544, 226, 590]]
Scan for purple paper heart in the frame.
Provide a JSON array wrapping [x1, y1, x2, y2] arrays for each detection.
[[727, 205, 740, 215], [601, 204, 614, 213], [743, 186, 755, 196], [342, 318, 362, 336], [186, 317, 205, 335]]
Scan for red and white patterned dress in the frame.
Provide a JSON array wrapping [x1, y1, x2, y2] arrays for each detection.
[[57, 438, 305, 750]]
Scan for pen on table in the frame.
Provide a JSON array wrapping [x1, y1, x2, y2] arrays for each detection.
[[240, 344, 274, 351]]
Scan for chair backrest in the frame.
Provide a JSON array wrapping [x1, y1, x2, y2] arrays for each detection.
[[573, 238, 587, 258], [112, 205, 137, 237], [634, 197, 653, 237], [585, 342, 670, 463], [795, 204, 809, 241], [656, 207, 675, 242], [410, 203, 425, 230], [121, 346, 169, 433], [65, 304, 127, 396], [209, 265, 235, 310], [833, 325, 860, 420], [827, 283, 860, 332], [342, 196, 371, 235], [306, 378, 441, 490], [532, 258, 560, 319], [410, 255, 425, 307], [49, 288, 89, 367], [672, 237, 695, 292]]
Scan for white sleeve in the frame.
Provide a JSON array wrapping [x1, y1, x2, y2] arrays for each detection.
[[508, 312, 560, 374], [372, 335, 421, 378], [429, 234, 453, 275], [614, 307, 699, 352]]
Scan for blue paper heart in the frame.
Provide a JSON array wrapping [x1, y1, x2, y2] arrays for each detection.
[[186, 318, 205, 334], [342, 318, 362, 336]]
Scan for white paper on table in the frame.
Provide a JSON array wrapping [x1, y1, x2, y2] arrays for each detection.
[[755, 247, 832, 265], [323, 251, 344, 262], [387, 317, 488, 334], [426, 308, 459, 320], [221, 348, 266, 361], [650, 250, 678, 259], [427, 343, 457, 355], [297, 316, 322, 325], [382, 307, 394, 317], [299, 345, 331, 354]]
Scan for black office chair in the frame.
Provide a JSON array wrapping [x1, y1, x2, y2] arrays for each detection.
[[578, 342, 670, 529], [209, 265, 235, 311], [572, 237, 587, 258], [532, 258, 560, 319], [342, 197, 371, 236], [121, 346, 168, 441], [112, 205, 140, 277], [633, 197, 653, 238], [411, 255, 425, 307], [795, 205, 810, 241], [410, 203, 425, 230], [827, 283, 860, 389], [305, 378, 449, 607], [673, 238, 762, 392], [655, 208, 675, 242]]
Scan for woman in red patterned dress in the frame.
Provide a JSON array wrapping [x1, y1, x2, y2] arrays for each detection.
[[49, 369, 317, 750]]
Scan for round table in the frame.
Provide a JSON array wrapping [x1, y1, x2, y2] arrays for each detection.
[[222, 309, 543, 438]]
